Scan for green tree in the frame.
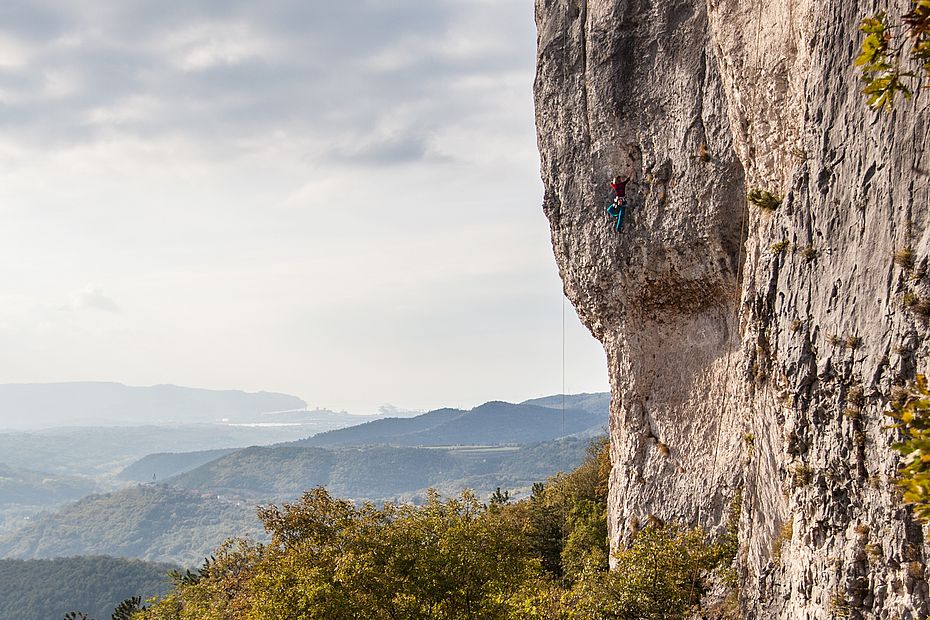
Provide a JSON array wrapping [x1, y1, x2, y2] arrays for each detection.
[[140, 540, 261, 620], [112, 597, 145, 620], [489, 487, 511, 505], [141, 488, 536, 620], [517, 437, 610, 581], [138, 437, 742, 620], [525, 481, 565, 576], [64, 597, 145, 620]]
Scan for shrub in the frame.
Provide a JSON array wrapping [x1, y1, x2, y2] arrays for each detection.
[[916, 299, 930, 318], [829, 591, 851, 618], [560, 499, 609, 580], [697, 142, 710, 163], [522, 437, 610, 580], [790, 463, 814, 487], [847, 385, 866, 409], [892, 385, 911, 407], [845, 334, 863, 350], [854, 429, 867, 447], [770, 239, 791, 255], [136, 440, 741, 620], [903, 295, 930, 318], [748, 189, 782, 211], [844, 407, 862, 420], [772, 519, 794, 564], [894, 246, 916, 270], [567, 521, 736, 620], [142, 490, 536, 620], [798, 245, 818, 262]]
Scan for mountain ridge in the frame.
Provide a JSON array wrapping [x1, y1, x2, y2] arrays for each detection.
[[296, 393, 609, 448]]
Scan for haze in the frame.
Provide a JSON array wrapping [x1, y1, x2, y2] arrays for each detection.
[[0, 0, 607, 414]]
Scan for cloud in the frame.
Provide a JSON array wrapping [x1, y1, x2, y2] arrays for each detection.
[[0, 34, 32, 69], [165, 22, 276, 72], [72, 286, 120, 313], [331, 134, 437, 166], [0, 0, 535, 164]]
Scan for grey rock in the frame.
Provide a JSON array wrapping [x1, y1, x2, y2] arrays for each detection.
[[534, 0, 929, 617]]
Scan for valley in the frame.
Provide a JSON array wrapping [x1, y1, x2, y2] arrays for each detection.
[[0, 384, 609, 568]]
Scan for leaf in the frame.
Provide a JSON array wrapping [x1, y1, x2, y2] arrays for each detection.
[[903, 1, 930, 36], [860, 14, 888, 34]]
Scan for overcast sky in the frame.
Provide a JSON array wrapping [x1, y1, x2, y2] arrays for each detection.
[[0, 0, 608, 414]]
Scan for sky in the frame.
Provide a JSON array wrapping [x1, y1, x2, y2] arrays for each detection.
[[0, 0, 609, 414]]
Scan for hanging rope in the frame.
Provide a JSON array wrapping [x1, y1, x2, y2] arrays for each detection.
[[559, 0, 572, 470]]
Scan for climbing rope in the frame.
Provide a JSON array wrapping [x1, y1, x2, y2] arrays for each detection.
[[562, 291, 566, 444], [559, 2, 572, 472]]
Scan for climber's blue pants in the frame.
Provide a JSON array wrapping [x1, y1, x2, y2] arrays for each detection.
[[607, 199, 626, 232]]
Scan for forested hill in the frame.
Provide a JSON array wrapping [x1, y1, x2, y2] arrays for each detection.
[[297, 394, 609, 447], [0, 463, 98, 506], [0, 485, 264, 566], [118, 448, 240, 482], [0, 556, 176, 620], [168, 439, 592, 501], [0, 423, 360, 478], [520, 392, 610, 413]]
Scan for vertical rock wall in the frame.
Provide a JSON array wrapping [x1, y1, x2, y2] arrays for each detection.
[[534, 0, 930, 617]]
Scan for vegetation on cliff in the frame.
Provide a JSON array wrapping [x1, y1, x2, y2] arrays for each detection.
[[889, 375, 930, 522], [856, 0, 930, 109]]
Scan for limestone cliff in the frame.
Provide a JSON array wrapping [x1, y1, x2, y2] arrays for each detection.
[[534, 0, 929, 617]]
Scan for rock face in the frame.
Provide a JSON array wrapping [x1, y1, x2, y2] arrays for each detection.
[[534, 0, 929, 617]]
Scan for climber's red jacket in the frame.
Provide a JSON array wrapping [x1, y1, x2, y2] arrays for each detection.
[[611, 178, 630, 198]]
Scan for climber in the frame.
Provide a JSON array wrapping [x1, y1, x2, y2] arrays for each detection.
[[606, 174, 632, 233], [611, 174, 631, 201]]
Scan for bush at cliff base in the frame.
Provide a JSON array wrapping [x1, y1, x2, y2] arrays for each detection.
[[136, 438, 738, 620]]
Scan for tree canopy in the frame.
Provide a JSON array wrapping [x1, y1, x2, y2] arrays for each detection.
[[132, 438, 739, 620]]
